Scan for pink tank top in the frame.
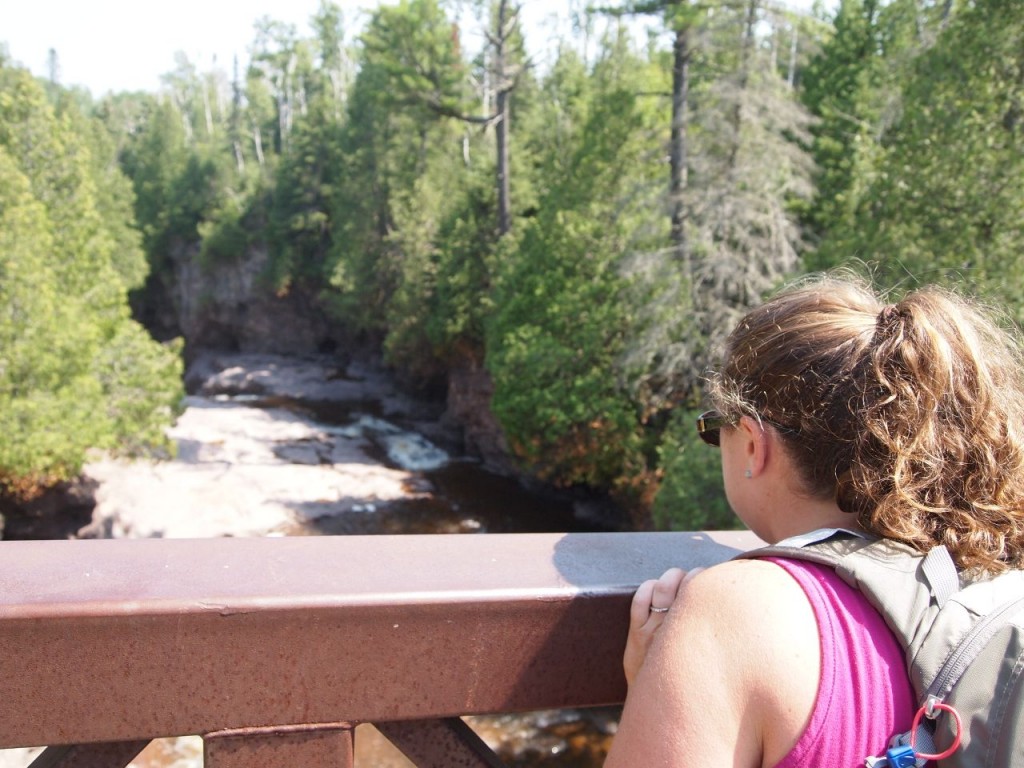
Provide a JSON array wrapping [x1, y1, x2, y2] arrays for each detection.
[[768, 558, 917, 768]]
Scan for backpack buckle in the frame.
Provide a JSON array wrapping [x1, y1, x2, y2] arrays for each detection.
[[865, 730, 929, 768]]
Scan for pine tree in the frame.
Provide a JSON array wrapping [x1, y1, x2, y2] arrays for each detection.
[[819, 0, 1024, 317], [0, 64, 182, 492], [486, 35, 666, 514]]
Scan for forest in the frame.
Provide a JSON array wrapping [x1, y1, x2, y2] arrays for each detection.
[[1, 0, 1022, 530]]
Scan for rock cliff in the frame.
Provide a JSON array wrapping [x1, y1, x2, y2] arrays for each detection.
[[138, 240, 519, 478], [139, 240, 348, 356]]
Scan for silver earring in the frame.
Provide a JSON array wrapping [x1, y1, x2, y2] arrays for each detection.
[[745, 469, 752, 479]]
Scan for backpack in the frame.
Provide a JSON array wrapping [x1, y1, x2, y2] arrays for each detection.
[[738, 529, 1024, 768]]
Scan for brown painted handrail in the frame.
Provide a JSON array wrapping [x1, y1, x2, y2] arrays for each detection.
[[0, 531, 761, 766]]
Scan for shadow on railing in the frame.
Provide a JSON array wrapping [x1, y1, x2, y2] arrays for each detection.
[[0, 531, 761, 767]]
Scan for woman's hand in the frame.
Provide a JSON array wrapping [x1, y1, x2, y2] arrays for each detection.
[[623, 567, 690, 686]]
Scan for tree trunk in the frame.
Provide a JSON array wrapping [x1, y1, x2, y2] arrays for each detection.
[[202, 80, 214, 139], [496, 93, 511, 236], [669, 24, 691, 266], [253, 124, 265, 167], [788, 24, 798, 87], [495, 0, 512, 236], [231, 58, 245, 173], [726, 0, 759, 172]]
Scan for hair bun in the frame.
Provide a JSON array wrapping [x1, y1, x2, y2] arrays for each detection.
[[877, 304, 902, 327]]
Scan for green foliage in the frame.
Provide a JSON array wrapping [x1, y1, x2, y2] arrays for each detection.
[[382, 158, 497, 375], [122, 95, 258, 286], [253, 8, 349, 292], [77, 105, 150, 290], [814, 0, 1024, 315], [489, 210, 635, 470], [93, 324, 184, 457], [326, 0, 471, 344], [0, 145, 99, 481], [265, 120, 338, 283], [118, 97, 191, 261], [325, 14, 405, 329], [800, 0, 885, 242], [518, 45, 592, 175], [359, 0, 465, 118], [487, 54, 666, 508], [800, 0, 924, 254], [198, 192, 254, 267], [423, 178, 499, 354], [0, 63, 183, 490]]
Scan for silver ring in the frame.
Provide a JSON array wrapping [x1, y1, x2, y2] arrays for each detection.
[[649, 606, 670, 613]]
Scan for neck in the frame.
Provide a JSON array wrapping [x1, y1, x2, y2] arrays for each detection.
[[760, 497, 855, 544]]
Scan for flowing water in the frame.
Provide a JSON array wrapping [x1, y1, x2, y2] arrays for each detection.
[[255, 394, 620, 537]]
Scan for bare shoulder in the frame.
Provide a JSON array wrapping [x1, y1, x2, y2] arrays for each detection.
[[678, 558, 812, 620], [661, 559, 819, 695], [607, 559, 820, 768]]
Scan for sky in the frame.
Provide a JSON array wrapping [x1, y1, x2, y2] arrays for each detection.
[[0, 0, 831, 98]]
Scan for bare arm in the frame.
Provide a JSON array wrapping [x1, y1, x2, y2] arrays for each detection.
[[605, 560, 820, 768]]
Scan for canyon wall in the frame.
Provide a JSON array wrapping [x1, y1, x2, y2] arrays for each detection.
[[142, 242, 517, 476]]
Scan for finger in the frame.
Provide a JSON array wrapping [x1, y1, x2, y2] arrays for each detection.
[[650, 567, 686, 613], [630, 578, 657, 628]]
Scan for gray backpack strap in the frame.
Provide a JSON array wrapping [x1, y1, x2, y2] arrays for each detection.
[[921, 545, 959, 609], [738, 531, 956, 695]]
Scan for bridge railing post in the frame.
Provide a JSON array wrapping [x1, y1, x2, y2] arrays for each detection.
[[203, 724, 355, 768]]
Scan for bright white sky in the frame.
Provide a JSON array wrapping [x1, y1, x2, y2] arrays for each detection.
[[0, 0, 829, 97]]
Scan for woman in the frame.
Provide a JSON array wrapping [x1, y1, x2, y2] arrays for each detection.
[[605, 275, 1024, 767]]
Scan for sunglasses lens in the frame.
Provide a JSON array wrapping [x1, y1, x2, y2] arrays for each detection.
[[696, 411, 724, 447], [699, 428, 721, 447]]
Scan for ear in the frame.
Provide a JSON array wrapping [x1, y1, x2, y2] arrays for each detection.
[[736, 415, 770, 478]]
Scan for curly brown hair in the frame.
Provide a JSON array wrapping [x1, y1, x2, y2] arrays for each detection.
[[708, 274, 1024, 573]]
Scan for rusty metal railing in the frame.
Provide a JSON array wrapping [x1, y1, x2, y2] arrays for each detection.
[[0, 531, 761, 767]]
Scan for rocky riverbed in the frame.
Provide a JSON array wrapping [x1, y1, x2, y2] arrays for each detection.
[[81, 351, 460, 539]]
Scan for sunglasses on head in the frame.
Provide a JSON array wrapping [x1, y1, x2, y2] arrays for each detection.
[[695, 410, 731, 447], [695, 409, 798, 447]]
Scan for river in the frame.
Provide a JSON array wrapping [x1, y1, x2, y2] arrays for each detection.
[[0, 351, 623, 767]]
